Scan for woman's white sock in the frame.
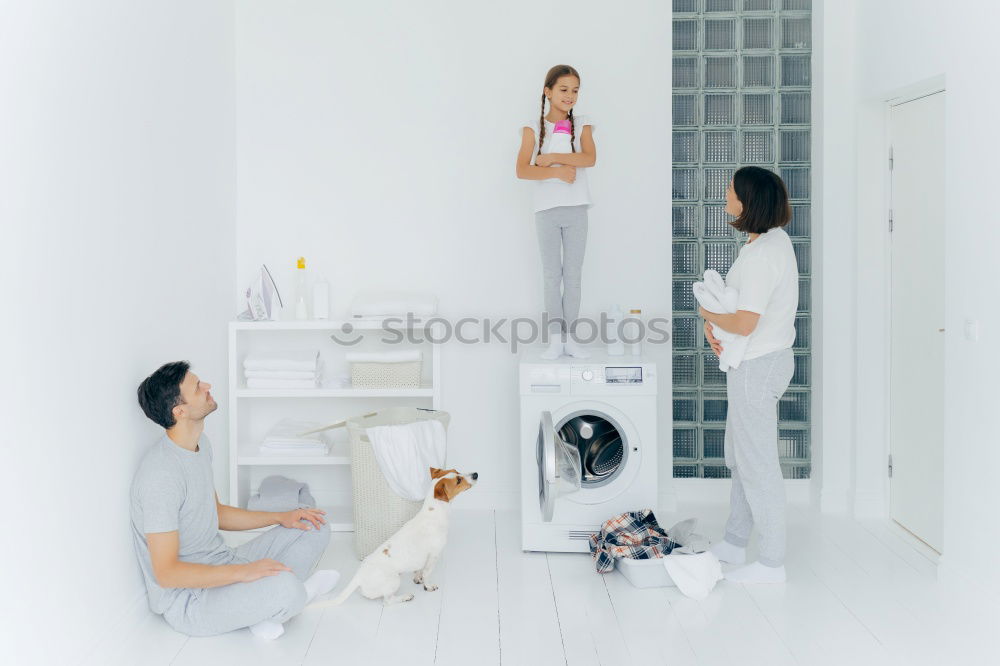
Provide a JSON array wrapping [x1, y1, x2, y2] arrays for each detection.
[[304, 569, 341, 603], [249, 619, 285, 640], [710, 540, 747, 564]]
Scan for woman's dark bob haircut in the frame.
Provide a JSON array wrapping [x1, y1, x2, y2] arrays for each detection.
[[731, 166, 792, 234]]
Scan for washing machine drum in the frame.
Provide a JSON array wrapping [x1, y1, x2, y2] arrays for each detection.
[[558, 414, 625, 485]]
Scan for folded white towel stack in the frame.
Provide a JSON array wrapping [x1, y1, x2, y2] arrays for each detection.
[[260, 418, 330, 456], [691, 269, 750, 372], [243, 350, 322, 389]]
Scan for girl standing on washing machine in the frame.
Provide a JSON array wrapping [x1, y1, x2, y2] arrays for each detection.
[[515, 64, 596, 360], [700, 166, 798, 584]]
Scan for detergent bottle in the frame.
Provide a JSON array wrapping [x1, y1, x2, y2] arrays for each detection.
[[542, 118, 574, 180], [294, 257, 309, 320]]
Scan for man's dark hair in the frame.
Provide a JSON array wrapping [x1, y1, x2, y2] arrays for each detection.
[[137, 361, 190, 429], [731, 166, 792, 234]]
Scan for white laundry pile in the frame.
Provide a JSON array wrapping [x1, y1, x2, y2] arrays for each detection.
[[661, 518, 722, 600], [692, 269, 750, 371], [244, 350, 322, 389], [661, 550, 724, 600], [260, 418, 330, 456], [365, 419, 447, 501]]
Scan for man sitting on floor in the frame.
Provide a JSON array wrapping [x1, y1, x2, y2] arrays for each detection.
[[130, 361, 340, 640]]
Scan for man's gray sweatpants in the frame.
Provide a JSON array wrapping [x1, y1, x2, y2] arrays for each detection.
[[722, 347, 795, 567], [162, 522, 330, 636], [535, 205, 589, 337]]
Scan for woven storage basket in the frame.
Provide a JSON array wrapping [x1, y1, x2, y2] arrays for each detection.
[[343, 407, 449, 559], [350, 359, 422, 388]]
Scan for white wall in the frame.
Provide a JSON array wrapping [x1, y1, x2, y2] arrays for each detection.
[[1, 2, 236, 663], [822, 0, 1000, 591], [235, 0, 674, 509], [813, 0, 860, 513]]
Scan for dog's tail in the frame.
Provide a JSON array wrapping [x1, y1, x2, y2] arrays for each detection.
[[307, 570, 361, 609]]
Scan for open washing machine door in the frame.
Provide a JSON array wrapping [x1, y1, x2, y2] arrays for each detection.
[[537, 411, 582, 522]]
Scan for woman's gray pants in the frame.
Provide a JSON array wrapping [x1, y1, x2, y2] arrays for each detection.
[[722, 347, 795, 567], [535, 205, 589, 337], [162, 522, 330, 636]]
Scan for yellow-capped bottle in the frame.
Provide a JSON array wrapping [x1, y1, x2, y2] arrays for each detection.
[[294, 257, 309, 320]]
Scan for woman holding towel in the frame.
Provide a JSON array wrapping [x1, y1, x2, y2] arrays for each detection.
[[700, 166, 798, 584]]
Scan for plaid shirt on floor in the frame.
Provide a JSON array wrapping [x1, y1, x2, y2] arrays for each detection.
[[588, 509, 681, 573]]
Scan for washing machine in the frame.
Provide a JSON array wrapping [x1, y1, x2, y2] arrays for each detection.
[[520, 348, 658, 552]]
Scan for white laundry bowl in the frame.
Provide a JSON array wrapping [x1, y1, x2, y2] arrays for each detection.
[[616, 557, 677, 588]]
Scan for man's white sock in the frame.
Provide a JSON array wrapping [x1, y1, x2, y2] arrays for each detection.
[[249, 619, 285, 640], [304, 569, 341, 603]]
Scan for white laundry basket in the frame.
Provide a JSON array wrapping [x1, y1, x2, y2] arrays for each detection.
[[338, 407, 450, 559], [350, 359, 422, 388]]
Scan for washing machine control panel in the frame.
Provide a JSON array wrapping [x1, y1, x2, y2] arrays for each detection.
[[519, 356, 657, 395], [604, 366, 643, 384], [569, 363, 657, 394]]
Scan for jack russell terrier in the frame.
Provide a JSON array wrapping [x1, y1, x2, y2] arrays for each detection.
[[309, 467, 478, 607]]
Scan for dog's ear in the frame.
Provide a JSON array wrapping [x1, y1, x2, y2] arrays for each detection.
[[430, 467, 449, 479], [433, 478, 451, 502]]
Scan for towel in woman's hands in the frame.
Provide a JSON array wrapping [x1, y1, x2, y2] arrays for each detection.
[[692, 269, 750, 372]]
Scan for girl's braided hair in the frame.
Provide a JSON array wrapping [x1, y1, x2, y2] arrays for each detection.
[[538, 64, 580, 160]]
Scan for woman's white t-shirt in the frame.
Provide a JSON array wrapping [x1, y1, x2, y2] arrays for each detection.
[[724, 226, 798, 360], [520, 115, 594, 213]]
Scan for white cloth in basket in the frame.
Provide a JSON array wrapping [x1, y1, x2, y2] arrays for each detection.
[[365, 420, 447, 501], [345, 350, 422, 363], [661, 550, 723, 600]]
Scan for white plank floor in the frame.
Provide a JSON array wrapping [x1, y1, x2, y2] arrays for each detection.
[[93, 503, 997, 666]]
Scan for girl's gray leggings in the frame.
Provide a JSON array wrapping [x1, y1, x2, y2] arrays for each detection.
[[722, 347, 795, 567], [162, 521, 330, 636], [535, 205, 589, 337]]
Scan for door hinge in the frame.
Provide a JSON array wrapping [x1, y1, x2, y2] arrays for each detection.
[[888, 209, 894, 232], [889, 146, 894, 171], [888, 454, 893, 478]]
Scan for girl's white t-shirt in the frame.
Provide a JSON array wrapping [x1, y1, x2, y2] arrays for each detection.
[[520, 114, 594, 213], [724, 226, 799, 360]]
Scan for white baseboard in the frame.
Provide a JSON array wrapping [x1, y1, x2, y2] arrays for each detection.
[[671, 479, 812, 505], [853, 490, 886, 519], [658, 490, 679, 514], [81, 590, 150, 666], [820, 486, 850, 513], [884, 518, 940, 565]]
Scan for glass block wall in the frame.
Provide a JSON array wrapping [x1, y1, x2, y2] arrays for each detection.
[[671, 0, 812, 480]]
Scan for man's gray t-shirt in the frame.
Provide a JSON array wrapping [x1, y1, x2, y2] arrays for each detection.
[[130, 433, 234, 614]]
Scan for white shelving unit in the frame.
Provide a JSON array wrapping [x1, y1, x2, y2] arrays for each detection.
[[228, 318, 442, 533]]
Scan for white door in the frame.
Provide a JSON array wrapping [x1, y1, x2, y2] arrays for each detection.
[[889, 90, 945, 553]]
